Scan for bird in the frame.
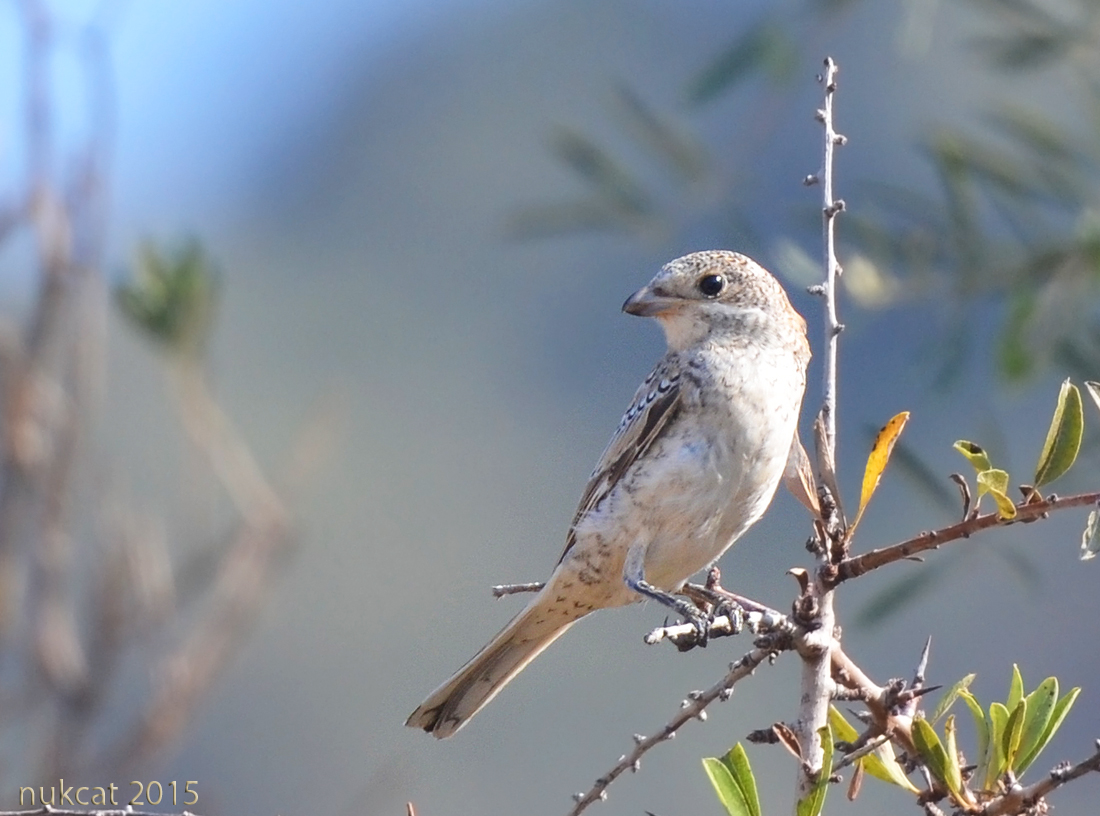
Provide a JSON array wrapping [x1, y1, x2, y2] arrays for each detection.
[[406, 250, 811, 738]]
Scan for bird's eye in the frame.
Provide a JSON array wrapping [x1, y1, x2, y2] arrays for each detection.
[[697, 274, 725, 298]]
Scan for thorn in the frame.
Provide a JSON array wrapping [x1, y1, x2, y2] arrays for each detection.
[[803, 174, 820, 186], [719, 687, 733, 702], [599, 790, 608, 801], [632, 759, 641, 772], [573, 793, 584, 803], [807, 284, 826, 296], [833, 133, 848, 145], [914, 636, 932, 685], [633, 733, 646, 744], [815, 109, 826, 123], [911, 684, 943, 699]]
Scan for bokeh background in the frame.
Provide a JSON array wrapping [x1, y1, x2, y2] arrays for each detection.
[[1, 0, 1099, 814]]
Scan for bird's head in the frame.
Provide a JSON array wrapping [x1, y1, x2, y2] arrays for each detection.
[[622, 250, 806, 353]]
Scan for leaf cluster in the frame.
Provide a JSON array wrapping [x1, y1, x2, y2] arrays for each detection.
[[954, 378, 1087, 520], [912, 667, 1079, 808], [115, 239, 220, 355], [706, 667, 1080, 814]]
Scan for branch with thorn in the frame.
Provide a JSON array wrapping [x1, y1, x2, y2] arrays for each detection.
[[565, 645, 778, 816]]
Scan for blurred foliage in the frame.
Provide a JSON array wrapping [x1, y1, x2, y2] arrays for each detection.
[[115, 239, 219, 355], [521, 0, 1100, 383], [507, 84, 715, 241]]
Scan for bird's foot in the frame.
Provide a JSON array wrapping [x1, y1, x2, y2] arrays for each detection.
[[713, 598, 745, 635], [672, 599, 711, 649]]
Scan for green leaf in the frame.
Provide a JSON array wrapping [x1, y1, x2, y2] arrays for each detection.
[[703, 758, 753, 816], [832, 702, 916, 790], [931, 673, 976, 724], [704, 744, 761, 816], [912, 717, 951, 788], [960, 690, 991, 786], [1008, 665, 1025, 713], [1081, 509, 1100, 561], [828, 706, 859, 743], [796, 725, 833, 816], [1002, 699, 1027, 771], [1033, 379, 1083, 487], [1014, 677, 1058, 773], [863, 740, 921, 793], [977, 469, 1017, 519], [943, 715, 969, 804], [986, 702, 1009, 786], [954, 440, 993, 471], [724, 744, 761, 816], [1030, 687, 1081, 769]]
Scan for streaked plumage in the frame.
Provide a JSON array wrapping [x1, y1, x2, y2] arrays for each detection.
[[407, 250, 810, 738]]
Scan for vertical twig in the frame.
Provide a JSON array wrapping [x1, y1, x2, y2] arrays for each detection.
[[818, 58, 845, 460], [795, 57, 846, 809]]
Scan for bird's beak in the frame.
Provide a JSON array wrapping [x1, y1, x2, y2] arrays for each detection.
[[622, 285, 676, 317]]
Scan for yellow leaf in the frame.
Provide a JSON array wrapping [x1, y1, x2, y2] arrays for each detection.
[[976, 469, 1017, 519], [954, 440, 993, 472], [849, 412, 910, 537]]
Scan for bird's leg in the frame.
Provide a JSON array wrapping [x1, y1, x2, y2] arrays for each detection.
[[623, 543, 711, 645]]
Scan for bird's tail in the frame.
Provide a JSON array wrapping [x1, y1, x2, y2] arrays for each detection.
[[406, 589, 580, 738]]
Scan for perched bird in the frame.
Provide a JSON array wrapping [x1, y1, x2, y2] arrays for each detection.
[[407, 250, 811, 738]]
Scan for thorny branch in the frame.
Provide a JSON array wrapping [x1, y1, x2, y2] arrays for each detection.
[[979, 742, 1100, 816], [793, 55, 846, 805], [566, 642, 784, 816]]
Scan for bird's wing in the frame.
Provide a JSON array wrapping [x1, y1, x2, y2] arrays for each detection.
[[559, 358, 683, 563]]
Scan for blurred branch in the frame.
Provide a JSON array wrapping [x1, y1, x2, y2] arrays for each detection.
[[0, 0, 332, 788], [169, 359, 284, 526]]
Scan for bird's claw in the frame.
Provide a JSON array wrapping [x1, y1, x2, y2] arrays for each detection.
[[674, 601, 711, 649], [713, 599, 745, 635]]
